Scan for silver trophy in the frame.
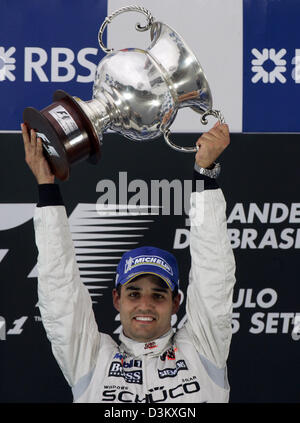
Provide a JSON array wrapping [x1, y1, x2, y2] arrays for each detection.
[[23, 5, 224, 181]]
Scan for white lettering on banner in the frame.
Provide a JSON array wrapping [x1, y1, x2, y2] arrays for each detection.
[[173, 227, 300, 250], [174, 202, 300, 250], [24, 47, 97, 82], [291, 49, 300, 83], [173, 229, 190, 249], [227, 228, 300, 249], [233, 288, 277, 309], [77, 48, 98, 83], [250, 313, 300, 335], [0, 316, 28, 340], [6, 317, 28, 335], [231, 288, 300, 338], [231, 313, 240, 334], [3, 45, 300, 86], [0, 249, 8, 263], [51, 48, 75, 82], [227, 203, 300, 223], [25, 47, 48, 82], [292, 315, 300, 341], [0, 317, 6, 340], [0, 204, 35, 230]]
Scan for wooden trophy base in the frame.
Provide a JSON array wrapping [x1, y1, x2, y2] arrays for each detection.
[[23, 90, 101, 181]]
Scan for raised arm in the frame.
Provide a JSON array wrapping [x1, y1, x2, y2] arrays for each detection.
[[21, 124, 100, 387], [185, 122, 236, 369]]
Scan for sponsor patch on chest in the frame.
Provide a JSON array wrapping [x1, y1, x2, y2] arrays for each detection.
[[108, 362, 143, 384], [158, 360, 188, 379]]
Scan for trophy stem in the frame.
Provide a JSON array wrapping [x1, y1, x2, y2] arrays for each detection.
[[74, 97, 111, 139]]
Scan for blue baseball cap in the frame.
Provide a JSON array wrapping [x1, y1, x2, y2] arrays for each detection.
[[115, 246, 179, 291]]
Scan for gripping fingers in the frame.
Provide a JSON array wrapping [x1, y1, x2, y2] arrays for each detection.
[[36, 137, 44, 156], [30, 129, 38, 152], [217, 123, 229, 137], [21, 123, 31, 151]]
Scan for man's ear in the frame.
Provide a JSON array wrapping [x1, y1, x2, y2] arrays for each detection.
[[172, 293, 181, 315], [112, 288, 120, 312]]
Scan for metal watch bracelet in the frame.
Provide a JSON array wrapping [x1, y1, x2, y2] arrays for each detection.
[[194, 162, 221, 179]]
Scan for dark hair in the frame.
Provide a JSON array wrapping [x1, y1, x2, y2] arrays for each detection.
[[116, 274, 179, 300]]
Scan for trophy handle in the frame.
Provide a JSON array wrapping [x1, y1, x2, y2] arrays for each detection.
[[98, 5, 155, 53], [161, 109, 226, 153]]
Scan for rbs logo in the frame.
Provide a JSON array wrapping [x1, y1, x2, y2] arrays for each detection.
[[0, 46, 99, 83], [0, 47, 99, 83], [24, 47, 99, 83]]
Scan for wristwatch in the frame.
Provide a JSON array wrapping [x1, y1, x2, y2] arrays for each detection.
[[194, 162, 221, 179]]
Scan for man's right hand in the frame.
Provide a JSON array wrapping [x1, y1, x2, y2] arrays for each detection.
[[21, 123, 55, 184]]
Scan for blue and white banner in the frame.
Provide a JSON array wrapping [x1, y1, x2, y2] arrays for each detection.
[[243, 0, 300, 132], [0, 0, 107, 131], [0, 0, 299, 132]]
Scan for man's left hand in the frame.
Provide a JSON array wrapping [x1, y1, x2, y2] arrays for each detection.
[[195, 122, 230, 168]]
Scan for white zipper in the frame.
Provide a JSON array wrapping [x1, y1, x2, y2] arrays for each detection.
[[143, 355, 148, 399]]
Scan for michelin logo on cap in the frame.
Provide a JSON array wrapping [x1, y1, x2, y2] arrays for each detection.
[[115, 246, 179, 291], [125, 255, 173, 275]]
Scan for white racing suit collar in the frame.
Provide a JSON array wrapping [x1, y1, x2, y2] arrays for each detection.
[[119, 328, 175, 357]]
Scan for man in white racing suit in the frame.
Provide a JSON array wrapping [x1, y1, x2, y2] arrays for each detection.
[[21, 121, 236, 403]]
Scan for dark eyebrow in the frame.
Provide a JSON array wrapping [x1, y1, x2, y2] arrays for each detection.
[[125, 285, 168, 293], [152, 287, 168, 293], [125, 286, 141, 291]]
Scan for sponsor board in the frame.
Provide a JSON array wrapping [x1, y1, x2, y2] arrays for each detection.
[[1, 0, 300, 132], [1, 128, 300, 403], [1, 175, 300, 342]]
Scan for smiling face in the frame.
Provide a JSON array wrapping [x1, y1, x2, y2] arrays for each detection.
[[112, 275, 180, 342]]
